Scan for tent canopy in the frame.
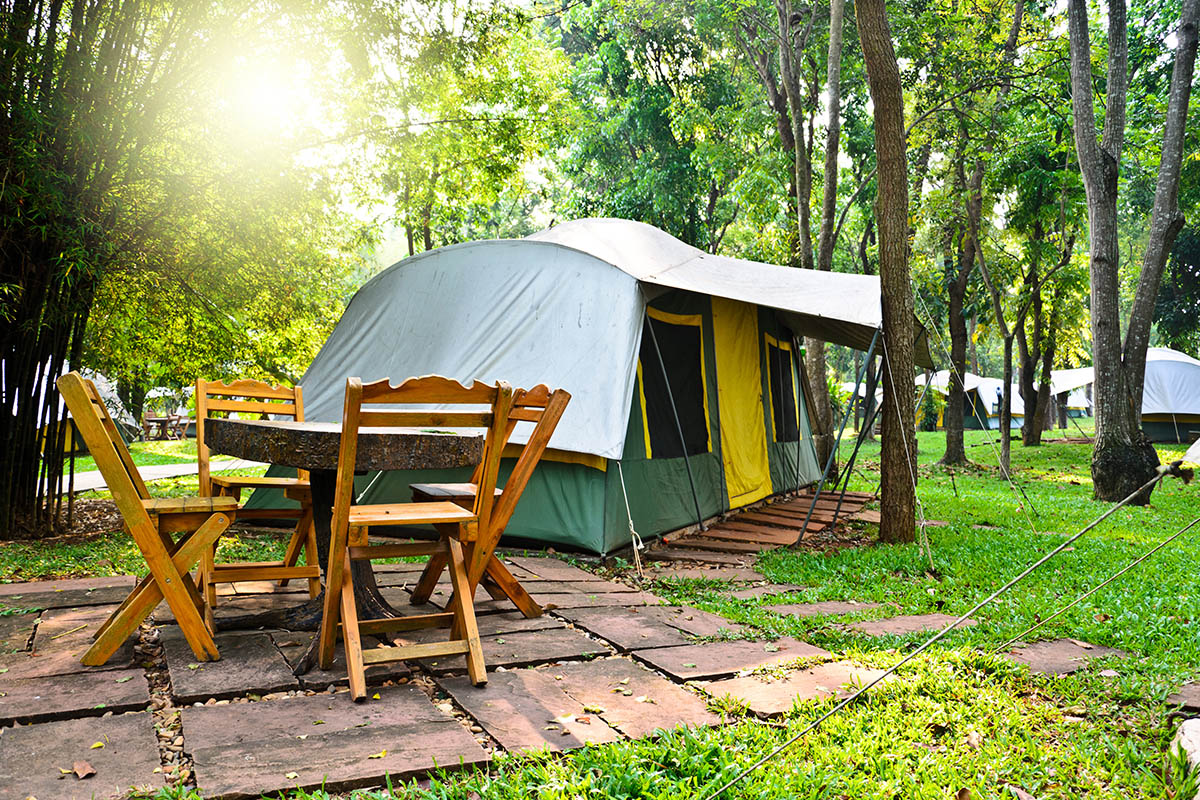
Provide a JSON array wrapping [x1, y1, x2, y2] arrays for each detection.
[[530, 219, 934, 367], [1144, 347, 1200, 416], [300, 219, 930, 461]]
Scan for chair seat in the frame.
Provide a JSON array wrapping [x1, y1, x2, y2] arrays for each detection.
[[410, 482, 501, 501], [143, 497, 239, 515], [347, 501, 476, 527], [211, 476, 311, 490]]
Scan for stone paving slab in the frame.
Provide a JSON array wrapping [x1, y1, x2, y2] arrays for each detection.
[[273, 631, 411, 689], [727, 584, 806, 601], [503, 556, 602, 582], [0, 711, 162, 800], [417, 627, 611, 675], [0, 611, 37, 653], [1002, 639, 1126, 676], [1169, 682, 1200, 712], [632, 638, 830, 681], [438, 667, 625, 752], [532, 591, 665, 609], [0, 575, 135, 611], [552, 657, 720, 737], [649, 566, 766, 582], [161, 628, 298, 703], [0, 666, 148, 725], [847, 613, 976, 637], [3, 606, 137, 680], [553, 605, 745, 651], [183, 685, 488, 799], [703, 661, 889, 717], [769, 600, 883, 618]]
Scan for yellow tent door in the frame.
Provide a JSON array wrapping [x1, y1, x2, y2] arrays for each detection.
[[711, 297, 772, 507]]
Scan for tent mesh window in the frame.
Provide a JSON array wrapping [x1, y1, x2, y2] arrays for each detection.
[[766, 339, 799, 442], [639, 317, 709, 458]]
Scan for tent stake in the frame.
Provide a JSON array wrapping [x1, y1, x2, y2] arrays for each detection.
[[800, 327, 880, 535], [643, 311, 707, 532]]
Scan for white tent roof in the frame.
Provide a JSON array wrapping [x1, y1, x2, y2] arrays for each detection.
[[300, 219, 931, 460], [1144, 347, 1200, 416], [1050, 367, 1094, 395], [529, 219, 933, 367], [915, 370, 1024, 415]]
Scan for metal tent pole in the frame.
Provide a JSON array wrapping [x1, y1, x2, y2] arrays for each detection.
[[799, 327, 881, 535], [644, 311, 707, 532], [830, 370, 888, 527], [791, 335, 804, 491]]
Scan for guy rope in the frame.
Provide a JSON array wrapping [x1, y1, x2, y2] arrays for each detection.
[[699, 460, 1195, 800]]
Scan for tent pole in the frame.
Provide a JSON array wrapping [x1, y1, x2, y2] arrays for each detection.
[[799, 327, 880, 536], [791, 334, 804, 492], [830, 373, 888, 527], [644, 311, 707, 532]]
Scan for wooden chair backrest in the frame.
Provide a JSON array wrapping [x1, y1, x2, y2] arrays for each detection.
[[333, 376, 514, 539], [486, 385, 571, 539], [196, 378, 305, 495], [57, 372, 154, 531]]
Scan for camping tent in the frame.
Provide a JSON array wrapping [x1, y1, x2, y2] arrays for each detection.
[[1142, 347, 1200, 442], [916, 371, 1024, 430], [252, 218, 932, 555], [1049, 367, 1094, 417]]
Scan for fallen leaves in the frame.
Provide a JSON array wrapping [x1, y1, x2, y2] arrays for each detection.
[[71, 761, 95, 780], [367, 749, 387, 759]]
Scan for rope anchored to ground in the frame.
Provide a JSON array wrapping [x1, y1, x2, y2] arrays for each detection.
[[698, 460, 1195, 800]]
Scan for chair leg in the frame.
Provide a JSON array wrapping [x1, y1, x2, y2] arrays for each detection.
[[85, 514, 229, 665], [304, 520, 320, 598], [484, 557, 543, 619], [410, 551, 447, 605], [201, 542, 218, 630], [278, 506, 312, 587], [337, 550, 368, 701], [445, 534, 486, 686]]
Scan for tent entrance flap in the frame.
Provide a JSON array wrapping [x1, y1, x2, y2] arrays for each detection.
[[711, 297, 772, 508]]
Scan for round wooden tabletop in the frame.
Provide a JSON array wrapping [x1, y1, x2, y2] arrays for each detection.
[[204, 418, 483, 472]]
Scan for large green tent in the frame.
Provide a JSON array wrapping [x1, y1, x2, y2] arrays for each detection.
[[249, 219, 931, 555]]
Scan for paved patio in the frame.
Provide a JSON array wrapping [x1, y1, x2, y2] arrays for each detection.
[[0, 553, 1140, 799]]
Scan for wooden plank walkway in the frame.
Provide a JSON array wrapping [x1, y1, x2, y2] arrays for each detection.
[[653, 488, 876, 558]]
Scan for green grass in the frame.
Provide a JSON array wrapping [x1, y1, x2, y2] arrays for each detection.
[[67, 438, 201, 472], [8, 425, 1200, 798]]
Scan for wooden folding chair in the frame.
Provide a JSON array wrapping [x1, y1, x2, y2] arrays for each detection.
[[317, 376, 514, 700], [409, 385, 570, 617], [195, 379, 321, 618], [57, 372, 234, 664]]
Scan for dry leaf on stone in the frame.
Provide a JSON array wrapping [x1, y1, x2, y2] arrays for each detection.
[[89, 741, 104, 749], [72, 761, 95, 780], [1068, 639, 1093, 650], [285, 772, 300, 780], [368, 749, 387, 759]]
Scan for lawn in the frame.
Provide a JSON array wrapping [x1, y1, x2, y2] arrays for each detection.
[[4, 425, 1199, 799], [67, 438, 202, 473]]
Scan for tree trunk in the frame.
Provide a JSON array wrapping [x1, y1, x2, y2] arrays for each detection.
[[1066, 0, 1194, 501], [857, 0, 915, 544]]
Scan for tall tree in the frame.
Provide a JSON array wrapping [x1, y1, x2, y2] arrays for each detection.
[[1068, 0, 1200, 501], [857, 0, 915, 544]]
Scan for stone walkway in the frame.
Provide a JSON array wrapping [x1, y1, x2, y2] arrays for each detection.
[[0, 554, 1146, 799], [65, 459, 265, 493]]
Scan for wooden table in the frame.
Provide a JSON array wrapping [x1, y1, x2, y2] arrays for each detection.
[[203, 418, 484, 662]]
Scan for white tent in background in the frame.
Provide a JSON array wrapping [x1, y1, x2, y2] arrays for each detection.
[[1142, 347, 1200, 442], [1050, 366, 1094, 416], [915, 370, 1023, 429]]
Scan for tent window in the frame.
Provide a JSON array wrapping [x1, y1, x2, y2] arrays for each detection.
[[765, 334, 799, 442], [638, 310, 711, 458]]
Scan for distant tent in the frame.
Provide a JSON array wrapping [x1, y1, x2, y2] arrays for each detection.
[[1049, 367, 1094, 418], [5, 361, 137, 453], [1142, 347, 1200, 443], [916, 371, 1023, 430], [249, 218, 932, 555]]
